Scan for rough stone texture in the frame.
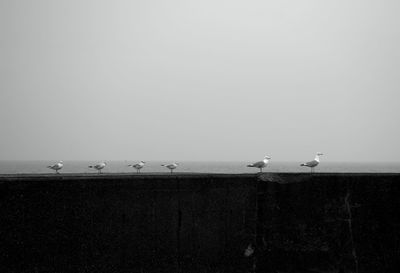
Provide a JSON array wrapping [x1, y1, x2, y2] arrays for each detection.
[[0, 174, 257, 273], [257, 173, 400, 273], [1, 173, 400, 273]]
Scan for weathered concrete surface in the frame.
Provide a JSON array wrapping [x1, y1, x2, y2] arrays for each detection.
[[1, 173, 400, 273], [0, 174, 258, 273], [257, 173, 400, 273]]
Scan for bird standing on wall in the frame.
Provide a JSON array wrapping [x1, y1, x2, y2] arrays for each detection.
[[89, 162, 107, 174], [247, 156, 271, 173], [47, 161, 63, 174], [128, 161, 146, 173], [161, 162, 179, 173], [300, 153, 323, 173]]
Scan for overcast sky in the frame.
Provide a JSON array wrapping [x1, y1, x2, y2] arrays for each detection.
[[0, 0, 399, 162]]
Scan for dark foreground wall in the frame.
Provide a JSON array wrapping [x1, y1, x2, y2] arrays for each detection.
[[1, 173, 400, 273], [0, 174, 258, 273], [257, 173, 400, 273]]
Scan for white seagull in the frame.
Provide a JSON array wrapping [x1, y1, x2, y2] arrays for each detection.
[[247, 156, 271, 173], [161, 162, 179, 173], [300, 153, 323, 173], [47, 161, 63, 174], [89, 162, 107, 174], [128, 161, 146, 173]]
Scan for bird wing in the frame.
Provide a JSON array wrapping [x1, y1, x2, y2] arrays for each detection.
[[162, 163, 176, 168], [94, 163, 105, 169], [303, 160, 319, 167], [48, 163, 62, 169], [251, 161, 265, 168]]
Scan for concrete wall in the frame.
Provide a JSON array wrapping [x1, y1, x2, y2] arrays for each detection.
[[1, 173, 400, 273], [256, 173, 400, 273], [0, 174, 257, 273]]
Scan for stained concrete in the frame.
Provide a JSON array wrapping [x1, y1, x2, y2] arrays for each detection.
[[1, 173, 399, 273]]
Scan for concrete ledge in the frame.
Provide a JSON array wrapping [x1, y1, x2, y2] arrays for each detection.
[[1, 173, 400, 273]]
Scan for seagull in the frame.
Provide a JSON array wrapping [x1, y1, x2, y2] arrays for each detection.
[[300, 153, 323, 173], [247, 156, 271, 173], [128, 161, 146, 173], [47, 161, 63, 174], [89, 162, 107, 174], [161, 162, 179, 173]]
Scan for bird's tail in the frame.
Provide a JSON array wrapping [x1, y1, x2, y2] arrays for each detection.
[[247, 164, 254, 167], [300, 163, 306, 166], [88, 166, 93, 168], [161, 164, 166, 166], [47, 166, 52, 168]]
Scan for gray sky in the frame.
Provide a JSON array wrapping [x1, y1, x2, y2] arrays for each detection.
[[1, 0, 399, 162]]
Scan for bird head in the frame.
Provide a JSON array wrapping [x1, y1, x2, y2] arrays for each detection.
[[264, 156, 271, 160], [316, 153, 324, 156]]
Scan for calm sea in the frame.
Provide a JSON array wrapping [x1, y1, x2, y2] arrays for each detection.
[[0, 160, 399, 174]]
